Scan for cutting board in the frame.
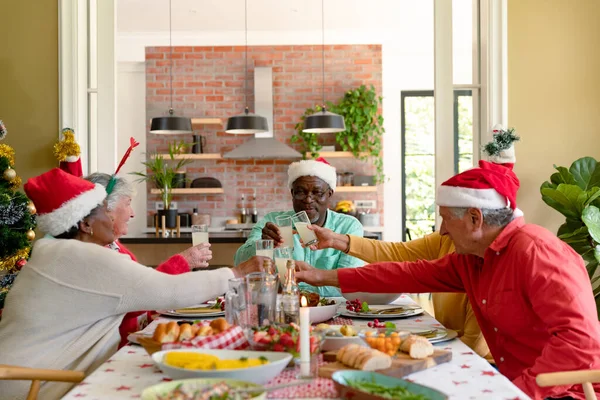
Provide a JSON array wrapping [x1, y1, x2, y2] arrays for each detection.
[[318, 349, 452, 379]]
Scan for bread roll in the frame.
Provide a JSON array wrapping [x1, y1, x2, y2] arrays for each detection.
[[210, 318, 230, 333], [196, 325, 213, 336], [336, 344, 392, 371], [178, 323, 194, 341], [399, 335, 434, 359], [153, 322, 180, 343]]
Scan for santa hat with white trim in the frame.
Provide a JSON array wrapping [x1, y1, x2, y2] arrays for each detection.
[[437, 126, 523, 215], [288, 157, 337, 191], [24, 168, 107, 236]]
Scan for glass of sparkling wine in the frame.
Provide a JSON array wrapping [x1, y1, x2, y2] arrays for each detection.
[[275, 215, 295, 248], [191, 224, 209, 246], [291, 210, 318, 246], [255, 239, 274, 259], [274, 247, 292, 282]]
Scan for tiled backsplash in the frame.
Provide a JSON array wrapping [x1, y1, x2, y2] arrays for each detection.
[[145, 45, 383, 227]]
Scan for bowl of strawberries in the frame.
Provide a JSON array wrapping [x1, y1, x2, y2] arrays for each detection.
[[245, 324, 323, 362]]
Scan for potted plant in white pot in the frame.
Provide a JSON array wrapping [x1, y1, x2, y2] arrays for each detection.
[[132, 141, 191, 230]]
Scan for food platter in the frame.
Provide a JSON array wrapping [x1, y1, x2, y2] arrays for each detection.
[[341, 305, 424, 319]]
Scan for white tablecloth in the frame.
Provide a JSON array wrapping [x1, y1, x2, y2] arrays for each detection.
[[62, 296, 530, 400]]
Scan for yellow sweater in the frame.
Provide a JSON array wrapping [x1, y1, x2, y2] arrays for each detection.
[[347, 232, 493, 361]]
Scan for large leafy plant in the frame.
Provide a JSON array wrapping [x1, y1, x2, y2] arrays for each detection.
[[540, 157, 600, 316], [132, 141, 191, 210]]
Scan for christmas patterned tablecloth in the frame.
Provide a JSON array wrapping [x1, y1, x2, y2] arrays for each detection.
[[62, 296, 531, 400]]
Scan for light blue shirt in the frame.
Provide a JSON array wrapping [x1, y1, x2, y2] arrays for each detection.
[[234, 209, 364, 297]]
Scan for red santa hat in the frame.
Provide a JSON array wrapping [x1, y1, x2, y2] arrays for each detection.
[[24, 168, 107, 236], [437, 160, 520, 211], [288, 157, 337, 191]]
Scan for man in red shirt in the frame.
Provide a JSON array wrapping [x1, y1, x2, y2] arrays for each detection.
[[297, 159, 600, 400]]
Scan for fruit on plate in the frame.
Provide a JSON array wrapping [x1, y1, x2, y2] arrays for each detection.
[[335, 200, 355, 214], [248, 324, 321, 358], [346, 298, 370, 313]]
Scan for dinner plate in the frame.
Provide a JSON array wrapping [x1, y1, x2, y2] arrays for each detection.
[[158, 304, 225, 318], [367, 326, 458, 344], [341, 305, 424, 319]]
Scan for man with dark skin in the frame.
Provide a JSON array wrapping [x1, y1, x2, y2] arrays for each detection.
[[234, 158, 364, 296]]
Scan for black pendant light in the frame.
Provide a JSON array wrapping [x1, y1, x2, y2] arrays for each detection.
[[225, 0, 268, 134], [150, 0, 192, 134], [303, 0, 346, 134]]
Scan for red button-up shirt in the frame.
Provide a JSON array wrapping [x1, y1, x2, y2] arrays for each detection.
[[339, 218, 600, 399]]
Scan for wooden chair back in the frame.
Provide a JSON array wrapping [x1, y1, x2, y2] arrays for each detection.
[[0, 364, 85, 400], [536, 370, 600, 400]]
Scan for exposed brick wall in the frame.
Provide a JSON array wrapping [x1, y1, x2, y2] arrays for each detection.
[[145, 45, 383, 226]]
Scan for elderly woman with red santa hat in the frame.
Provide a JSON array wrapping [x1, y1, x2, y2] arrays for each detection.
[[296, 155, 600, 400], [0, 168, 263, 399]]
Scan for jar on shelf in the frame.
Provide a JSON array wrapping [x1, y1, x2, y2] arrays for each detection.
[[343, 172, 354, 186], [336, 173, 344, 187]]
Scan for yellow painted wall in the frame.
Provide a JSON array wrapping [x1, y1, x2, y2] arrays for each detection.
[[0, 0, 58, 183], [509, 0, 600, 231]]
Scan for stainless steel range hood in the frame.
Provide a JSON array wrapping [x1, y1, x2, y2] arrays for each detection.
[[223, 67, 302, 160]]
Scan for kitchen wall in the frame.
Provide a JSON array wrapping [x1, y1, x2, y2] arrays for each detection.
[[0, 0, 58, 183], [145, 45, 383, 225], [508, 0, 600, 232]]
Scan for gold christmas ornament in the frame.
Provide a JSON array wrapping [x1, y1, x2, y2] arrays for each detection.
[[0, 248, 30, 272], [3, 168, 16, 181], [9, 176, 22, 190], [0, 144, 15, 165], [27, 201, 36, 215], [26, 229, 35, 241], [54, 129, 81, 162]]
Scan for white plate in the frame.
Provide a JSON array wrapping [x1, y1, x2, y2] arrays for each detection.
[[342, 292, 403, 305], [141, 378, 266, 400], [308, 299, 340, 324], [158, 304, 225, 318], [151, 348, 292, 384], [341, 305, 424, 319], [317, 325, 367, 352]]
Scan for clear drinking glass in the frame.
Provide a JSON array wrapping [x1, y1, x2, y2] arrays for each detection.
[[245, 272, 278, 327], [275, 215, 295, 249], [291, 211, 318, 246], [274, 247, 293, 282], [255, 239, 274, 259], [225, 277, 248, 328], [191, 224, 209, 246]]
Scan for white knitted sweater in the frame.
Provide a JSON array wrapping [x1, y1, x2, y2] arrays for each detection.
[[0, 238, 234, 399]]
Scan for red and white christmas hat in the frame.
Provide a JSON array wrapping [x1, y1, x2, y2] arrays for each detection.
[[288, 157, 337, 190], [24, 168, 106, 236], [437, 160, 520, 211]]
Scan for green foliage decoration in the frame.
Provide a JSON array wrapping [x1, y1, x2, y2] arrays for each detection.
[[540, 157, 600, 318]]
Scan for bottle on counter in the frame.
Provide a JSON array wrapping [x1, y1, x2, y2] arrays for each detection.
[[239, 195, 247, 224], [281, 259, 300, 325], [191, 208, 200, 225], [251, 195, 258, 223]]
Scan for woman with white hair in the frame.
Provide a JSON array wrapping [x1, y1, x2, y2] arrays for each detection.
[[86, 172, 212, 347]]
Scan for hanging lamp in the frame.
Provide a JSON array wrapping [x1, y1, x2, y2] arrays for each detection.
[[225, 0, 268, 134], [303, 0, 346, 134], [150, 0, 192, 134]]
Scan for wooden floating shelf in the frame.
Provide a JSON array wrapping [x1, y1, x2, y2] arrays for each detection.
[[191, 118, 222, 125], [150, 188, 224, 195], [153, 153, 222, 160], [306, 151, 370, 158], [335, 186, 378, 193]]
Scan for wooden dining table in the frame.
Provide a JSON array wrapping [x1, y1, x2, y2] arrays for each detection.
[[61, 295, 530, 399]]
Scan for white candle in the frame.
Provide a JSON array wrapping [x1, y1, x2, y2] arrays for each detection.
[[299, 295, 311, 377]]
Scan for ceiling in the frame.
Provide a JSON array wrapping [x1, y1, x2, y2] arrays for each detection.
[[117, 0, 415, 33]]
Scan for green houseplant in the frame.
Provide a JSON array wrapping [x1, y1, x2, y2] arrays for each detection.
[[331, 85, 385, 183], [540, 157, 600, 317], [132, 141, 191, 228]]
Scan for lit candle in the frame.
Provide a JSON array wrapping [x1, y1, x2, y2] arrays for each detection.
[[299, 295, 311, 377]]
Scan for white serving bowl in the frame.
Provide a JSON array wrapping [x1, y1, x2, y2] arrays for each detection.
[[317, 325, 368, 352], [151, 348, 292, 384], [342, 292, 402, 305], [141, 378, 266, 400], [308, 299, 340, 324]]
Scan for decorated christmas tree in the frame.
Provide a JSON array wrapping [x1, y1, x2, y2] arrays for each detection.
[[0, 120, 37, 319]]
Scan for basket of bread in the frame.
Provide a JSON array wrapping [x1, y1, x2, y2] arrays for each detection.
[[138, 318, 249, 356]]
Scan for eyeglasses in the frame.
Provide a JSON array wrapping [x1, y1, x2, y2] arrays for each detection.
[[292, 189, 328, 201]]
